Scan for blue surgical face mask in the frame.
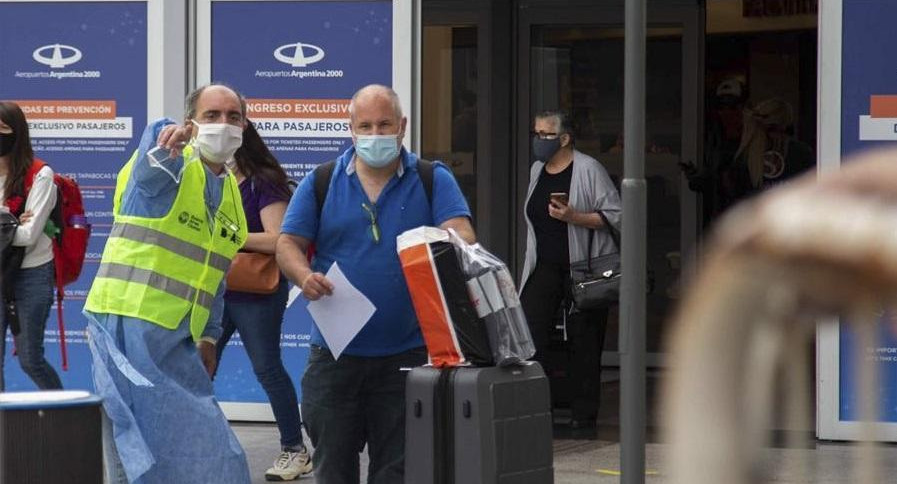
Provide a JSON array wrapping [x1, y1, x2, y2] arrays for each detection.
[[355, 134, 400, 168], [532, 136, 561, 162]]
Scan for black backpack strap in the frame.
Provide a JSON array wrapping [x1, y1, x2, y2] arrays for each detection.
[[313, 160, 336, 216], [314, 158, 434, 216], [417, 158, 434, 206]]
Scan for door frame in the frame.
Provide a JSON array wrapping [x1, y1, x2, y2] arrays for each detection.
[[422, 1, 506, 255], [513, 1, 703, 366]]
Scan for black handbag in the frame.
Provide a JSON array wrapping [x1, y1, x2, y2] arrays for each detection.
[[0, 212, 22, 334], [569, 212, 621, 310]]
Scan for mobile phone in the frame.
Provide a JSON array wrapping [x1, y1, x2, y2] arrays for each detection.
[[550, 192, 569, 205]]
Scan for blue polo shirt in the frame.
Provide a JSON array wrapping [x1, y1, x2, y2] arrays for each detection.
[[281, 147, 471, 356]]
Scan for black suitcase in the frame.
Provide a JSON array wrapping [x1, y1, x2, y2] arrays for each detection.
[[405, 362, 554, 484]]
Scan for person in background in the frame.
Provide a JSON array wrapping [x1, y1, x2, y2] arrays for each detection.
[[729, 97, 814, 197], [681, 77, 748, 225], [214, 121, 312, 481], [519, 110, 621, 429], [276, 84, 475, 484], [0, 101, 63, 391], [83, 84, 250, 483]]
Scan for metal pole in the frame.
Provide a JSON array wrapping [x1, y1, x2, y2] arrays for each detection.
[[185, 0, 196, 94], [411, 0, 422, 154], [621, 0, 647, 483]]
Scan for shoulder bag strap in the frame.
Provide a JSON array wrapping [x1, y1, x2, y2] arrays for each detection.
[[584, 211, 619, 273], [597, 211, 620, 249], [585, 228, 595, 272]]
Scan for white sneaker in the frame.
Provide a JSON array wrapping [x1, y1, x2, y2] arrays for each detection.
[[264, 448, 313, 481]]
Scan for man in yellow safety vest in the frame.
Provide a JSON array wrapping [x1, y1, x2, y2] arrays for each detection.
[[84, 84, 251, 484]]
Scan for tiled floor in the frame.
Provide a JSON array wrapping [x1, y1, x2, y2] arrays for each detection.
[[233, 423, 878, 484], [230, 371, 887, 483]]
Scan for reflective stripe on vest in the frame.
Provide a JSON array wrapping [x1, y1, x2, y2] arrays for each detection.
[[96, 262, 216, 312], [85, 145, 247, 340], [109, 222, 232, 274]]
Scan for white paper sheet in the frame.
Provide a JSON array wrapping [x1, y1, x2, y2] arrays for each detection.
[[306, 262, 376, 360]]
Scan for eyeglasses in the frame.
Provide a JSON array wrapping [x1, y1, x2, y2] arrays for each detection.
[[532, 131, 559, 140], [361, 202, 381, 244]]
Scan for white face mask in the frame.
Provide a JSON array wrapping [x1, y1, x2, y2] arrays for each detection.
[[191, 120, 243, 165]]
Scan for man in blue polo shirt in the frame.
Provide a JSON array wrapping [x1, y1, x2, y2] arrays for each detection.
[[277, 84, 475, 483]]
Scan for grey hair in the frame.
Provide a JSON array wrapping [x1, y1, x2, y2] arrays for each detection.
[[185, 83, 247, 120], [534, 110, 574, 140], [348, 84, 403, 120]]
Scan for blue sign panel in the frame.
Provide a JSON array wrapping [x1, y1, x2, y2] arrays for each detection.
[[0, 1, 147, 391], [210, 0, 392, 403], [839, 0, 897, 422]]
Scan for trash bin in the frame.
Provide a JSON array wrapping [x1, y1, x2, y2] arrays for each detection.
[[0, 390, 103, 483]]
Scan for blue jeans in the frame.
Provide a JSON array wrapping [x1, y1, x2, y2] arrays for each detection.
[[301, 345, 427, 484], [216, 281, 303, 449], [0, 261, 62, 391]]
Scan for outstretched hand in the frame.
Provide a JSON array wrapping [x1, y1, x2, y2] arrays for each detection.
[[156, 123, 194, 158]]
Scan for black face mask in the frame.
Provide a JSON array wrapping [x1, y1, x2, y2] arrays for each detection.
[[0, 133, 16, 156], [532, 136, 561, 162], [0, 133, 14, 157]]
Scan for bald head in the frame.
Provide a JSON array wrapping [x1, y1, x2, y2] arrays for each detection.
[[185, 83, 246, 123], [349, 84, 403, 122], [348, 84, 407, 169]]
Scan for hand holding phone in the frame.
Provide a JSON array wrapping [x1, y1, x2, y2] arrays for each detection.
[[550, 192, 569, 206], [678, 161, 698, 177]]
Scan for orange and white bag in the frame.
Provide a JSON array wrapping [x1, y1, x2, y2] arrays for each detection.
[[397, 227, 492, 367]]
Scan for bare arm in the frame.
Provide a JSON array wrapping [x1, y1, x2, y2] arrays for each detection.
[[241, 201, 287, 254], [439, 216, 476, 244], [276, 233, 333, 300]]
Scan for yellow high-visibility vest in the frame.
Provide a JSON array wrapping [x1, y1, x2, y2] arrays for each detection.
[[85, 146, 247, 341]]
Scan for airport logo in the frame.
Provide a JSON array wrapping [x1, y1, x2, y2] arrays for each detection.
[[274, 42, 325, 67], [32, 44, 83, 69]]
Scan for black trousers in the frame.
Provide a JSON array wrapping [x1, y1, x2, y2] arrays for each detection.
[[521, 261, 608, 420]]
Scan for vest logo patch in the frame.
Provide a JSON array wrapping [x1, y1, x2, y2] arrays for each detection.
[[214, 212, 242, 247], [219, 226, 242, 246], [178, 210, 203, 232]]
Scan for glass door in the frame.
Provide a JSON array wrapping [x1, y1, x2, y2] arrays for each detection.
[[421, 24, 479, 216], [421, 2, 509, 257], [516, 3, 701, 361]]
